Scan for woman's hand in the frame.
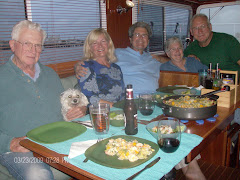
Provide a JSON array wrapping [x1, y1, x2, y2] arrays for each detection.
[[151, 54, 170, 63], [10, 136, 30, 153], [99, 99, 114, 108], [75, 61, 88, 79], [66, 106, 87, 121]]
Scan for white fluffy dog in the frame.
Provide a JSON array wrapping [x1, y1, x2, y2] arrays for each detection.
[[60, 89, 89, 121]]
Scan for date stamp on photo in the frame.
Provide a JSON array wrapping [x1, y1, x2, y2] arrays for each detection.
[[14, 157, 64, 164]]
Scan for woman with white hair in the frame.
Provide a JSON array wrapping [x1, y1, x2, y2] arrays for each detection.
[[78, 28, 125, 107], [160, 36, 208, 72]]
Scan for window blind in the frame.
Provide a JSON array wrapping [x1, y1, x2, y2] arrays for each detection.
[[0, 0, 106, 65], [0, 0, 25, 65], [132, 0, 192, 52]]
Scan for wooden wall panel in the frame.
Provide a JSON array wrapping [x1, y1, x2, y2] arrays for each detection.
[[46, 60, 78, 78], [106, 0, 132, 48], [158, 71, 199, 87]]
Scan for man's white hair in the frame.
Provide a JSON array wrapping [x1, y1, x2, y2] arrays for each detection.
[[11, 20, 47, 44]]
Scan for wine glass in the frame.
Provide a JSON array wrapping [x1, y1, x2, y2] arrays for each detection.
[[157, 117, 181, 153], [138, 94, 155, 116]]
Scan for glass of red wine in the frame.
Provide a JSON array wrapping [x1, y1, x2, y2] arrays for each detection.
[[157, 117, 181, 153], [138, 94, 155, 116]]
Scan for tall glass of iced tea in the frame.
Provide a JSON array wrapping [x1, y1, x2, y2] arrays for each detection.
[[89, 103, 110, 135]]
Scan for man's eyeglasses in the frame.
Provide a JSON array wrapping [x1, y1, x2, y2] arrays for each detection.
[[133, 33, 148, 39], [192, 24, 207, 32], [15, 40, 43, 52]]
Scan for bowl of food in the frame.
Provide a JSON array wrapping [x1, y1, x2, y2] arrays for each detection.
[[109, 110, 125, 127], [146, 121, 186, 139]]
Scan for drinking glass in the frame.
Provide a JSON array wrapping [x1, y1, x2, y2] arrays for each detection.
[[157, 117, 181, 153], [89, 103, 110, 135], [138, 94, 155, 116], [198, 69, 207, 87]]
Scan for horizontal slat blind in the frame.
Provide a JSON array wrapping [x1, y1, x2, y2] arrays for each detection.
[[165, 6, 190, 45], [132, 0, 191, 52], [136, 2, 164, 52], [0, 0, 105, 66], [0, 0, 25, 64]]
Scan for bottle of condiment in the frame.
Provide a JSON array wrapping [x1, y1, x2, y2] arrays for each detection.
[[205, 63, 213, 89], [212, 63, 222, 90], [124, 84, 138, 135], [222, 74, 234, 85]]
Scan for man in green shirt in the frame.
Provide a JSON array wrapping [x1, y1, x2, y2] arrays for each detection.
[[184, 13, 240, 74]]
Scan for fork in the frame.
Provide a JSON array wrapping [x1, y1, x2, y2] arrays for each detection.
[[83, 138, 102, 163]]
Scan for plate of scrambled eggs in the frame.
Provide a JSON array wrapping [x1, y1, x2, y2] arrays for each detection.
[[84, 135, 159, 168]]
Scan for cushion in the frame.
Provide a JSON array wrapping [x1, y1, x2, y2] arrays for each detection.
[[60, 75, 78, 90]]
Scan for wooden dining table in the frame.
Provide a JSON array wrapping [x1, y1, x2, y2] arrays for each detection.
[[20, 100, 240, 180]]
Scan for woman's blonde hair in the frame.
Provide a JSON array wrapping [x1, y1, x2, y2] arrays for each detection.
[[83, 28, 117, 63]]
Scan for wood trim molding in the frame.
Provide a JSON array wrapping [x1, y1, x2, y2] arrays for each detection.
[[46, 60, 78, 78]]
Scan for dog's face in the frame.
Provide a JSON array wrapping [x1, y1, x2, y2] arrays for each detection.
[[60, 89, 88, 109]]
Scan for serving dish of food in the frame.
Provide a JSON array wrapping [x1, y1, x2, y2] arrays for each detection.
[[157, 86, 230, 120], [154, 93, 174, 107], [164, 95, 216, 108]]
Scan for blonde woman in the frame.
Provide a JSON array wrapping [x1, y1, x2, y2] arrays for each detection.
[[78, 28, 125, 107]]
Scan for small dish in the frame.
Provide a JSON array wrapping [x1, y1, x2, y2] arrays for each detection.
[[109, 110, 125, 127], [173, 89, 197, 95], [146, 121, 186, 139]]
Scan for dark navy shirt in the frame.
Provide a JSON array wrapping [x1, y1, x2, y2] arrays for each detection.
[[78, 60, 125, 105]]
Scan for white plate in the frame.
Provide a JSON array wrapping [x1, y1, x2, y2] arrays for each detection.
[[146, 121, 186, 139]]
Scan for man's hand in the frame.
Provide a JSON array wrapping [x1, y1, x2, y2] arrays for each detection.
[[151, 54, 170, 63], [10, 136, 30, 153], [74, 61, 88, 79], [187, 54, 201, 61], [66, 106, 87, 121]]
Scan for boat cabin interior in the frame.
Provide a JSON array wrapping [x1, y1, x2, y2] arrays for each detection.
[[0, 0, 240, 179], [1, 0, 239, 78]]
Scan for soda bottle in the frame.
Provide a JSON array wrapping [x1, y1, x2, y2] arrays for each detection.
[[124, 84, 138, 135]]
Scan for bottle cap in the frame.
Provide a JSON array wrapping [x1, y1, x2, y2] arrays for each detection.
[[127, 84, 132, 89]]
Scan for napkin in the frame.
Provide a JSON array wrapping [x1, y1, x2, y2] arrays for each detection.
[[68, 139, 98, 159], [194, 85, 204, 91]]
